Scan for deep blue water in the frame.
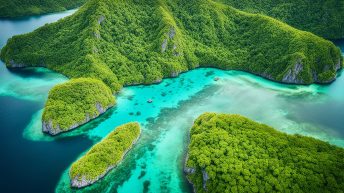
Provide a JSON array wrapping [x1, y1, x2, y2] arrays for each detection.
[[0, 9, 343, 193], [0, 10, 93, 193]]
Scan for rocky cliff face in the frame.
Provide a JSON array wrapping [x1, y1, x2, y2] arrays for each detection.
[[282, 60, 303, 84], [42, 102, 113, 135], [184, 153, 210, 193]]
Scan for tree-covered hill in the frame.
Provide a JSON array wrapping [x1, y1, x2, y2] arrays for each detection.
[[185, 113, 344, 193], [42, 78, 115, 135], [217, 0, 344, 40], [0, 0, 86, 18], [1, 0, 343, 92]]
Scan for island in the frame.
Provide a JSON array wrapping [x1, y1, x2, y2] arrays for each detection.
[[1, 0, 342, 93], [185, 113, 344, 193], [69, 122, 141, 188], [218, 0, 344, 39], [0, 0, 86, 18], [42, 78, 115, 135]]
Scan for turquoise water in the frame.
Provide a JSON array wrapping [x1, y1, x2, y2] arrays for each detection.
[[55, 68, 344, 193], [0, 10, 76, 101], [1, 10, 344, 193]]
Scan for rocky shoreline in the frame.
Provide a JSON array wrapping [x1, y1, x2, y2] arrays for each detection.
[[42, 102, 114, 135], [184, 153, 210, 193]]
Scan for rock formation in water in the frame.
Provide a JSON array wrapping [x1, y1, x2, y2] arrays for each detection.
[[42, 78, 115, 135], [69, 122, 141, 188], [185, 113, 344, 193]]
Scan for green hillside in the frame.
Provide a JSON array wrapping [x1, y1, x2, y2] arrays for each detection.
[[1, 0, 342, 93], [185, 113, 344, 193], [42, 78, 115, 135], [217, 0, 344, 39], [0, 0, 86, 18]]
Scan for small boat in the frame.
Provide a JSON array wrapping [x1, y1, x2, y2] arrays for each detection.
[[147, 99, 153, 103], [214, 77, 220, 81]]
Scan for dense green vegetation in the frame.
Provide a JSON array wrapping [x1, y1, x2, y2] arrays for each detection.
[[69, 122, 141, 188], [217, 0, 344, 39], [185, 113, 344, 193], [42, 78, 115, 135], [1, 0, 342, 93], [0, 0, 86, 18]]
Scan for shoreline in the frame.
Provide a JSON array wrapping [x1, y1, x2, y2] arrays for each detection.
[[5, 61, 343, 88], [42, 103, 115, 136]]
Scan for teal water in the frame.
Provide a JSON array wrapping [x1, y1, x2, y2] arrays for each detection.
[[0, 10, 343, 193], [0, 10, 76, 101]]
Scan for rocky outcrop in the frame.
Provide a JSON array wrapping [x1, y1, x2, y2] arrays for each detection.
[[170, 71, 179, 77], [335, 58, 342, 71], [184, 154, 196, 175], [94, 31, 101, 39], [70, 128, 141, 188], [282, 60, 303, 84], [202, 169, 209, 191], [161, 38, 168, 53], [161, 27, 177, 53], [184, 153, 197, 193], [184, 153, 210, 192], [42, 102, 113, 135], [9, 60, 26, 68], [98, 15, 105, 25]]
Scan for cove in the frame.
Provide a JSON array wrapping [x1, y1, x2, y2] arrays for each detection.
[[0, 9, 343, 193]]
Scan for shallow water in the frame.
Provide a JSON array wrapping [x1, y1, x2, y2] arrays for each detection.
[[0, 9, 343, 193]]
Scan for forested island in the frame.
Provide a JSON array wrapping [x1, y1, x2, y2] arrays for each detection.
[[218, 0, 344, 39], [42, 78, 115, 135], [69, 122, 141, 188], [185, 113, 344, 193], [0, 0, 86, 18], [1, 0, 342, 93]]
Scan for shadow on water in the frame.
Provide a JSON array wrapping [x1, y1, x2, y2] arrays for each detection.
[[0, 96, 92, 193], [6, 67, 59, 79]]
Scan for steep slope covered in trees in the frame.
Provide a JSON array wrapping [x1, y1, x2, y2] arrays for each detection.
[[1, 0, 342, 92], [42, 78, 115, 135], [0, 0, 86, 18], [185, 113, 344, 193], [217, 0, 344, 39]]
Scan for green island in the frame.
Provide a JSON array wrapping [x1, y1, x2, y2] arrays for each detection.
[[1, 0, 343, 95], [0, 0, 86, 18], [69, 122, 141, 188], [218, 0, 344, 40], [185, 113, 344, 193], [42, 78, 115, 135]]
